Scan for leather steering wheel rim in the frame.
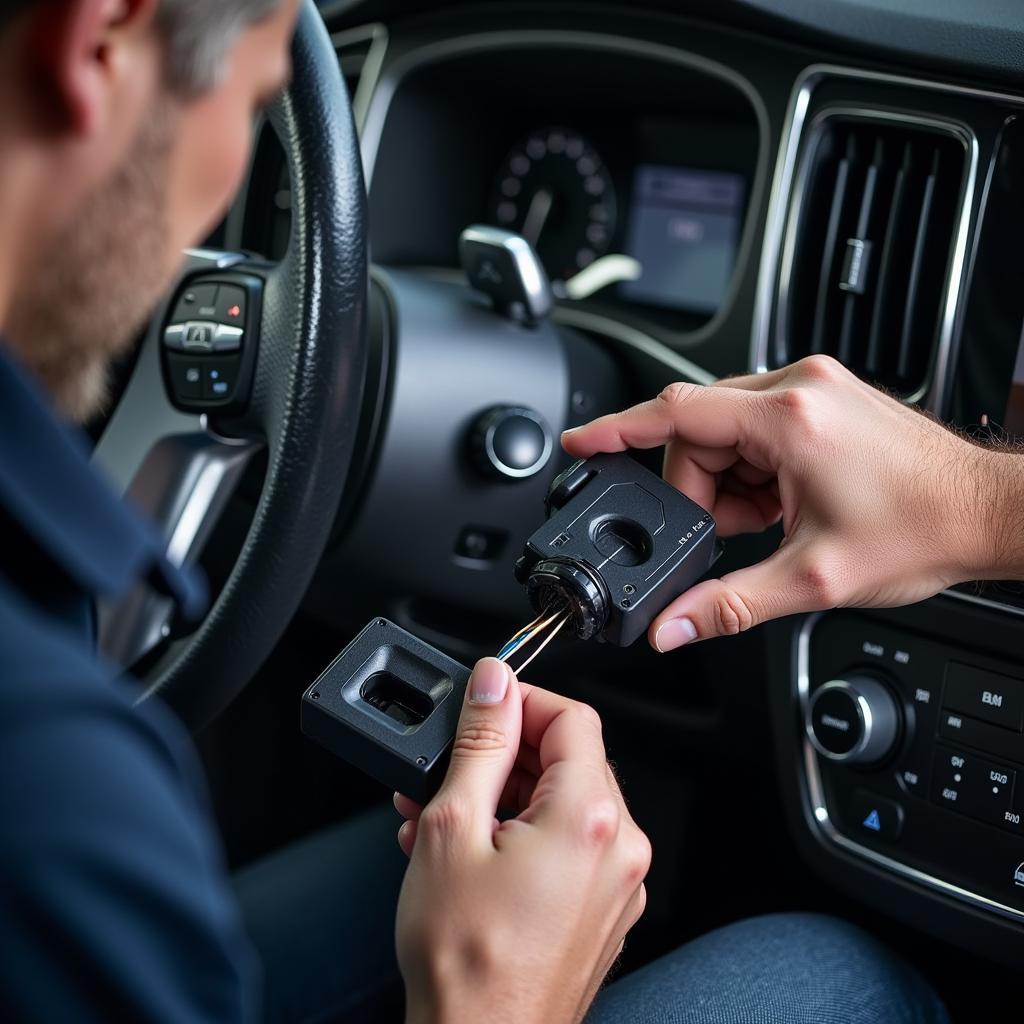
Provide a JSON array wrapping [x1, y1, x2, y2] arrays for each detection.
[[138, 1, 368, 731]]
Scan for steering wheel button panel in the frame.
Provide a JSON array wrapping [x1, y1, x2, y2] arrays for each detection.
[[212, 325, 244, 353], [166, 356, 203, 401], [160, 271, 264, 414], [201, 359, 240, 402], [171, 282, 219, 322], [182, 322, 217, 351], [163, 324, 185, 350], [214, 285, 247, 325]]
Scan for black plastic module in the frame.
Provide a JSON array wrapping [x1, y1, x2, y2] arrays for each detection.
[[514, 453, 721, 646], [301, 619, 470, 803]]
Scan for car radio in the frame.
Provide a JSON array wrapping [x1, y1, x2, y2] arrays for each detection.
[[799, 610, 1024, 921]]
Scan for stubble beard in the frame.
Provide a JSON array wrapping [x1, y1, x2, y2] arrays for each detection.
[[6, 103, 180, 423]]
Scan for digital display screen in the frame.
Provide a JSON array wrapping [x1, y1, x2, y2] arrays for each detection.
[[621, 164, 745, 314]]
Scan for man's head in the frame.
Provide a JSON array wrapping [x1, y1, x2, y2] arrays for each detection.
[[0, 0, 301, 420]]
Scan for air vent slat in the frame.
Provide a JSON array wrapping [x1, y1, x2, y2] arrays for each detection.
[[897, 149, 939, 381], [837, 138, 885, 365], [810, 153, 852, 352], [865, 143, 912, 376], [779, 116, 966, 398]]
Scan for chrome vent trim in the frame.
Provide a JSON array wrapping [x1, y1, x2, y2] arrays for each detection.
[[753, 65, 985, 414]]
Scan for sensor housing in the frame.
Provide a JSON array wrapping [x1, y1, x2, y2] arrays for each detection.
[[514, 453, 721, 646]]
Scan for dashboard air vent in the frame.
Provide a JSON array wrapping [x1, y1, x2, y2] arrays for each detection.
[[779, 117, 967, 397]]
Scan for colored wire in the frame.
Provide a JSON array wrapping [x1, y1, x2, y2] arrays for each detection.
[[497, 607, 565, 663], [497, 608, 561, 661], [511, 613, 569, 676], [496, 611, 546, 659], [496, 633, 529, 662], [497, 626, 536, 661]]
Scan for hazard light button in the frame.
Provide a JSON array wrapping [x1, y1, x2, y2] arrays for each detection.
[[849, 789, 904, 842]]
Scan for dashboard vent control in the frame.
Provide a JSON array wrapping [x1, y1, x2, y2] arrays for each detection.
[[780, 117, 967, 397]]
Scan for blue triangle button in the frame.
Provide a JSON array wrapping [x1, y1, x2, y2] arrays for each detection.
[[863, 809, 882, 831]]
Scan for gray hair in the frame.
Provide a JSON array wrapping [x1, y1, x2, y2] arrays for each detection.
[[157, 0, 283, 95], [1, 0, 282, 96]]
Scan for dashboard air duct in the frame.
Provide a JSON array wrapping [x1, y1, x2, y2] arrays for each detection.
[[777, 115, 968, 398]]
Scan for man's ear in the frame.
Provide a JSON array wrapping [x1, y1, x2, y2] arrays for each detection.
[[29, 0, 159, 135]]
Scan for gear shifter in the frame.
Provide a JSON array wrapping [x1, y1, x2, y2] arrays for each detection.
[[459, 224, 554, 326]]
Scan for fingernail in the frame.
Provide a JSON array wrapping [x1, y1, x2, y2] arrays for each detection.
[[468, 657, 510, 705], [561, 426, 580, 436], [654, 618, 698, 653]]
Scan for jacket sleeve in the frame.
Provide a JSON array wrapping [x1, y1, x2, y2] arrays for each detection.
[[0, 620, 261, 1023]]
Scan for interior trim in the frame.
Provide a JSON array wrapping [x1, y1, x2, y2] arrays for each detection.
[[358, 29, 771, 347], [942, 586, 1024, 619], [795, 612, 1024, 924], [752, 64, 984, 412], [554, 307, 717, 386], [401, 264, 719, 387], [330, 22, 389, 130]]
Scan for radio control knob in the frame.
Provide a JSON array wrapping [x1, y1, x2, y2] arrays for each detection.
[[807, 675, 901, 765]]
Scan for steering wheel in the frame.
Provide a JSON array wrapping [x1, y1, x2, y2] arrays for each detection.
[[93, 0, 368, 732]]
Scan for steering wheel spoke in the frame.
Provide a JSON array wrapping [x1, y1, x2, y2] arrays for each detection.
[[94, 249, 263, 670], [94, 2, 369, 730]]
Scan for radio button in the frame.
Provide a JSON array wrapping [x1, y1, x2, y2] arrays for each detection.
[[968, 761, 1015, 822], [938, 711, 1024, 764], [1001, 809, 1024, 835], [895, 765, 929, 798], [849, 790, 904, 842], [931, 746, 1016, 827], [943, 663, 1024, 732]]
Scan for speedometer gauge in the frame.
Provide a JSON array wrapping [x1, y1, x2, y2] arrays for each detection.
[[489, 127, 617, 285]]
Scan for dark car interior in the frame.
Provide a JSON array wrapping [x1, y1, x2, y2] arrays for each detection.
[[91, 0, 1024, 1017]]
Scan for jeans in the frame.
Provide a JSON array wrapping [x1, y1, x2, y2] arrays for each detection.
[[234, 805, 949, 1024]]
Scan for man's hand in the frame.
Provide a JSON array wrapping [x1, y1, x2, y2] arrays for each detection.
[[394, 658, 651, 1024], [564, 355, 1010, 650]]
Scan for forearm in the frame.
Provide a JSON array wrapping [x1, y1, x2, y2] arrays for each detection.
[[966, 444, 1024, 582]]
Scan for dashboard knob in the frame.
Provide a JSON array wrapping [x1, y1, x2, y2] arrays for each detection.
[[470, 406, 553, 481], [807, 675, 901, 764]]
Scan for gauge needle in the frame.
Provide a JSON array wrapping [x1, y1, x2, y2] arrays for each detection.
[[522, 187, 554, 247]]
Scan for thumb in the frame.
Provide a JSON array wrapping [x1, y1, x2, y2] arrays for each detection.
[[431, 657, 522, 848], [649, 543, 830, 650]]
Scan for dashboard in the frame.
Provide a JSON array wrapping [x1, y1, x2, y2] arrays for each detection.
[[243, 32, 764, 340], [363, 42, 759, 327], [365, 38, 762, 336], [232, 0, 1024, 1004]]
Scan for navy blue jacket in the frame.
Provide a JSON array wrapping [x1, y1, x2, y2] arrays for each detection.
[[0, 345, 260, 1020]]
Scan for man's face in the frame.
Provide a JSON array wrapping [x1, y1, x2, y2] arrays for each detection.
[[5, 0, 300, 421]]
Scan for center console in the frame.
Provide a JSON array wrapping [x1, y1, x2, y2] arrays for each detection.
[[800, 611, 1024, 925], [754, 60, 1024, 963]]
